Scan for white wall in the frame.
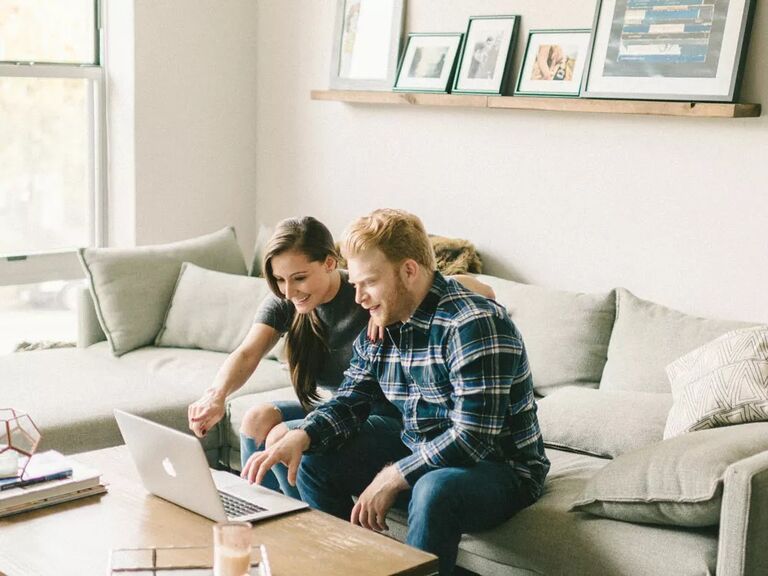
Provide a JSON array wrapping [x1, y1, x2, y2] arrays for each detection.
[[254, 0, 768, 324], [107, 0, 259, 255]]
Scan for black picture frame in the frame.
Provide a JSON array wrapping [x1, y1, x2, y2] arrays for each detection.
[[452, 15, 520, 95], [393, 33, 464, 93], [514, 29, 592, 98], [582, 0, 756, 102]]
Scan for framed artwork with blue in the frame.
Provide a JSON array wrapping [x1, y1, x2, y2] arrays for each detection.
[[582, 0, 756, 101]]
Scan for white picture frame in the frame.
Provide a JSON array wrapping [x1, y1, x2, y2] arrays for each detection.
[[329, 0, 406, 91]]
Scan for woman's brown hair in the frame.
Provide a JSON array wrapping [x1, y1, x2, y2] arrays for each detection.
[[263, 217, 338, 411]]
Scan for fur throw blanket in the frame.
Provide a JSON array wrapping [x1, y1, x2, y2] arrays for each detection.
[[336, 235, 482, 275], [14, 340, 75, 352], [429, 235, 483, 275]]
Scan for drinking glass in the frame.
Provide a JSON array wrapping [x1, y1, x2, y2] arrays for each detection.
[[213, 521, 252, 576]]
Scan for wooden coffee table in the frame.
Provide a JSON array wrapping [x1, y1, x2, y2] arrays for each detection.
[[0, 445, 438, 576]]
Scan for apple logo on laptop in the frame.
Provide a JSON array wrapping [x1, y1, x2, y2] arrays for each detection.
[[162, 457, 177, 478]]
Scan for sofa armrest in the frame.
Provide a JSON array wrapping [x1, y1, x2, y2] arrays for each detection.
[[76, 286, 106, 348], [716, 449, 768, 576]]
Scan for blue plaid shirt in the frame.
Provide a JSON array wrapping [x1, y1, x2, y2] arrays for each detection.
[[300, 272, 550, 499]]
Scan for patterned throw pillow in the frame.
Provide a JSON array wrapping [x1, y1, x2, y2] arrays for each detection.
[[664, 325, 768, 439]]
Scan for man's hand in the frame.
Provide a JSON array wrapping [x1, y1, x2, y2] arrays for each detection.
[[366, 317, 386, 341], [351, 465, 409, 532], [241, 429, 311, 487], [188, 388, 226, 437]]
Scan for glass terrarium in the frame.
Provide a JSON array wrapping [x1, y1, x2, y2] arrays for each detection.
[[0, 409, 42, 478]]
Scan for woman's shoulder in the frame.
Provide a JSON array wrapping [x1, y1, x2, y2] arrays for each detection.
[[317, 269, 367, 328], [254, 291, 294, 332]]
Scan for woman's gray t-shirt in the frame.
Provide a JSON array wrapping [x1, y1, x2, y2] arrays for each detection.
[[253, 270, 369, 392]]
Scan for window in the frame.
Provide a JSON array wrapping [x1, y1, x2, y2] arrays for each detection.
[[0, 1, 105, 353]]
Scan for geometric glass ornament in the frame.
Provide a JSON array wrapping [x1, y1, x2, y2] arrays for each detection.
[[0, 409, 42, 478]]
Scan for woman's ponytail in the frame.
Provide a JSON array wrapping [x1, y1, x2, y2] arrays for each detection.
[[285, 310, 327, 411]]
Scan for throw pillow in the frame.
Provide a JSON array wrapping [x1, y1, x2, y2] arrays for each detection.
[[78, 227, 247, 356], [570, 422, 768, 526], [249, 223, 274, 277], [474, 275, 616, 396], [537, 387, 672, 458], [599, 288, 754, 393], [156, 263, 273, 353], [664, 325, 768, 439]]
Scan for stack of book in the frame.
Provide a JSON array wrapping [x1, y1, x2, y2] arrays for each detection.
[[0, 450, 106, 518]]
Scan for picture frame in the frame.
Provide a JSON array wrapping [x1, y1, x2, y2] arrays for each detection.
[[515, 29, 592, 98], [393, 33, 464, 93], [452, 15, 520, 95], [329, 0, 406, 91], [582, 0, 756, 102]]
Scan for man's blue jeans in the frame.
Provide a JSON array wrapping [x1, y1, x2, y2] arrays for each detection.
[[296, 416, 531, 576]]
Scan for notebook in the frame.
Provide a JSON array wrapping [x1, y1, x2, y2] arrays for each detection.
[[0, 450, 73, 491], [114, 409, 308, 522]]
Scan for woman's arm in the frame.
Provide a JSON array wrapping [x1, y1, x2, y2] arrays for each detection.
[[188, 323, 281, 437], [451, 274, 496, 300]]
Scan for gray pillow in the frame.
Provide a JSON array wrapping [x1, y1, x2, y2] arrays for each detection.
[[78, 227, 247, 356], [664, 325, 768, 439], [249, 223, 274, 277], [599, 288, 754, 393], [538, 387, 672, 458], [475, 275, 615, 396], [156, 263, 273, 353], [570, 422, 768, 526]]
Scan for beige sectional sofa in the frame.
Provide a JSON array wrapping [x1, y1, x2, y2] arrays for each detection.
[[2, 230, 767, 576]]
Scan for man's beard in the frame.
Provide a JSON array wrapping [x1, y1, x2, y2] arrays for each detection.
[[377, 275, 413, 327]]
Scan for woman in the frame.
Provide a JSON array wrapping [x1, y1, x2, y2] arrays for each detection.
[[188, 216, 494, 498]]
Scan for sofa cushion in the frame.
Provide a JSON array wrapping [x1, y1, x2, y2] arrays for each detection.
[[599, 288, 754, 393], [475, 275, 616, 396], [570, 422, 768, 527], [385, 448, 718, 576], [0, 343, 291, 460], [78, 227, 247, 356], [537, 387, 672, 458], [249, 223, 274, 277], [664, 325, 768, 439], [156, 263, 273, 353]]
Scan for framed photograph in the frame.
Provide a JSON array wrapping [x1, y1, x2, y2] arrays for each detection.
[[329, 0, 405, 91], [394, 33, 464, 93], [515, 29, 592, 97], [582, 0, 756, 101], [453, 15, 519, 95]]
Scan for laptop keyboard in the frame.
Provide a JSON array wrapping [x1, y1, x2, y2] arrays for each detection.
[[219, 490, 268, 518]]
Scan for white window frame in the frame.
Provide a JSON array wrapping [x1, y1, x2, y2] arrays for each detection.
[[0, 1, 107, 287]]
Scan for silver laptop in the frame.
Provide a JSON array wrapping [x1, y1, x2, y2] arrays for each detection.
[[114, 409, 308, 522]]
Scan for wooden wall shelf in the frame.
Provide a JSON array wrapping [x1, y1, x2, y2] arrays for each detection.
[[310, 90, 761, 118]]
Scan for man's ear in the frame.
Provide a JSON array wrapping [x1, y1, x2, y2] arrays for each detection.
[[400, 259, 420, 284]]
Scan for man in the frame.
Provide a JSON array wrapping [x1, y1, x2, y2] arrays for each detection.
[[244, 209, 549, 575]]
